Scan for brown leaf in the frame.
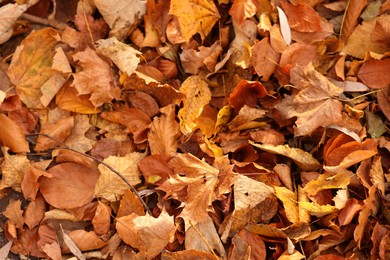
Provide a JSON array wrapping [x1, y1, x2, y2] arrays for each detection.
[[35, 116, 74, 151], [358, 58, 390, 89], [4, 199, 24, 229], [127, 91, 159, 118], [92, 201, 111, 236], [100, 108, 151, 134], [229, 0, 258, 25], [228, 80, 267, 111], [72, 47, 121, 107], [0, 147, 30, 191], [61, 228, 85, 260], [340, 0, 368, 42], [281, 0, 321, 33], [116, 209, 176, 259], [139, 154, 173, 184], [338, 198, 364, 226], [275, 63, 343, 136], [378, 86, 390, 121], [117, 189, 146, 218], [40, 163, 99, 209], [24, 193, 46, 229], [149, 104, 180, 156], [68, 229, 107, 251], [180, 41, 222, 74], [0, 113, 29, 153], [251, 37, 281, 81]]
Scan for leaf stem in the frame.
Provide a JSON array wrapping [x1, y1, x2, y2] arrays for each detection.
[[27, 133, 152, 215]]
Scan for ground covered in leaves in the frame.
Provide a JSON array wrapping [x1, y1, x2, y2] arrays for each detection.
[[0, 0, 390, 259]]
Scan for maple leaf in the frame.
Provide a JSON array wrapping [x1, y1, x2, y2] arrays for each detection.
[[275, 63, 344, 136], [7, 28, 65, 108], [169, 0, 220, 42], [0, 4, 27, 44], [72, 47, 121, 107], [94, 0, 146, 40], [116, 209, 176, 259], [178, 76, 211, 135]]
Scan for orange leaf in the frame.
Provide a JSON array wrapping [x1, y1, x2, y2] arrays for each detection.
[[281, 0, 321, 33], [92, 201, 111, 236], [251, 37, 280, 81], [0, 113, 29, 153], [340, 0, 368, 42], [40, 163, 99, 209], [229, 0, 258, 25], [3, 200, 24, 229], [358, 58, 390, 89], [228, 80, 267, 112]]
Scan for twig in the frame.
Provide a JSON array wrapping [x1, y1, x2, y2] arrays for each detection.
[[21, 13, 66, 30], [27, 133, 152, 215]]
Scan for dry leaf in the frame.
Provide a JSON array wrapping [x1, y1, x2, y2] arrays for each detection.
[[24, 193, 46, 229], [95, 37, 141, 76], [340, 0, 368, 42], [35, 116, 74, 151], [0, 114, 29, 153], [251, 37, 280, 81], [228, 80, 267, 111], [275, 63, 343, 136], [274, 186, 299, 224], [148, 104, 180, 156], [72, 47, 120, 107], [304, 167, 352, 196], [67, 230, 107, 251], [7, 28, 63, 108], [40, 163, 99, 209], [4, 200, 24, 229], [298, 202, 338, 217], [169, 0, 220, 42], [0, 147, 30, 191], [358, 58, 390, 89], [229, 0, 258, 25], [92, 201, 111, 236], [281, 0, 321, 33], [250, 142, 320, 171], [116, 209, 176, 259], [178, 76, 211, 135], [94, 152, 145, 201], [94, 0, 146, 40], [0, 4, 27, 44]]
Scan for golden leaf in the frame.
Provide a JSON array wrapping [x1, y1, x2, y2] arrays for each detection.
[[169, 0, 220, 42], [178, 76, 211, 135], [275, 186, 299, 224], [250, 142, 321, 171], [298, 202, 338, 217]]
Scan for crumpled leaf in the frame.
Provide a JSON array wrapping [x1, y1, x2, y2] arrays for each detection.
[[94, 152, 145, 202], [250, 142, 321, 171], [298, 202, 338, 217], [169, 0, 220, 42], [180, 41, 222, 74], [0, 113, 29, 153], [274, 186, 299, 224], [0, 4, 27, 44], [39, 163, 99, 209], [116, 209, 176, 259], [275, 63, 343, 136], [229, 0, 258, 25], [72, 47, 121, 107], [94, 0, 146, 40], [178, 76, 211, 135], [304, 167, 352, 196], [0, 147, 30, 191], [95, 37, 141, 76], [7, 28, 64, 108]]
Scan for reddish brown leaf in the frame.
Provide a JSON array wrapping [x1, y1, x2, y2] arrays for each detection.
[[251, 37, 280, 81], [358, 58, 390, 89], [340, 0, 368, 42], [92, 201, 111, 236], [281, 0, 321, 33], [228, 80, 267, 111], [0, 113, 29, 153]]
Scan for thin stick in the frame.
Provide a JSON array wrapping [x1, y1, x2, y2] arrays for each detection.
[[27, 133, 152, 215], [21, 13, 66, 30]]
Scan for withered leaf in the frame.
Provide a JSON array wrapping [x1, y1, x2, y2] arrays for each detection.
[[0, 114, 29, 153]]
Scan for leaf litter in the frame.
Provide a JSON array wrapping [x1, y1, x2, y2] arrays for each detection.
[[0, 0, 390, 259]]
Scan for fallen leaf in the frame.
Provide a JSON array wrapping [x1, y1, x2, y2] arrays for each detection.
[[304, 167, 352, 196], [227, 80, 267, 111], [338, 198, 364, 226], [35, 116, 74, 151], [229, 0, 258, 25], [169, 0, 220, 42], [340, 0, 368, 42], [0, 113, 29, 153], [3, 199, 24, 229], [0, 240, 13, 260], [281, 0, 321, 33], [40, 163, 99, 209], [250, 142, 321, 171], [161, 250, 220, 259], [94, 0, 146, 40], [95, 37, 141, 76], [116, 209, 176, 259], [92, 201, 111, 235], [298, 202, 338, 218], [277, 6, 291, 46], [178, 76, 211, 135], [180, 41, 222, 74], [94, 152, 145, 202], [24, 193, 46, 229], [251, 37, 280, 81], [148, 104, 180, 156], [72, 47, 121, 107], [274, 186, 299, 224], [0, 4, 27, 44], [275, 63, 343, 136], [358, 58, 390, 89], [61, 228, 85, 260], [0, 147, 30, 191], [117, 189, 146, 218], [67, 229, 107, 252]]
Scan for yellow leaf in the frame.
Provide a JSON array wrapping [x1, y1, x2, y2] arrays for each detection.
[[178, 76, 211, 135], [215, 105, 233, 132], [170, 0, 220, 42], [275, 186, 299, 224], [298, 201, 338, 217], [298, 186, 310, 223], [250, 141, 321, 171], [95, 153, 145, 202], [304, 166, 352, 196], [7, 28, 63, 108]]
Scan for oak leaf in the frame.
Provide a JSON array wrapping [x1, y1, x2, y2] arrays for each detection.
[[39, 163, 99, 209], [72, 47, 121, 107], [178, 76, 211, 135], [116, 209, 176, 259], [275, 63, 343, 136], [94, 152, 145, 202], [169, 0, 220, 42]]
